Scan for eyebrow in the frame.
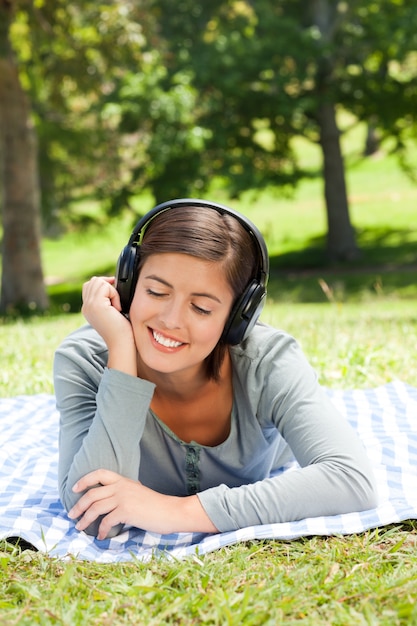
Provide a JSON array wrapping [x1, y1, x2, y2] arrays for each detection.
[[144, 274, 222, 303]]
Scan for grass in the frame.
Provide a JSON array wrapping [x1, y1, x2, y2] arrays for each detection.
[[1, 132, 417, 624], [2, 301, 417, 397], [37, 136, 417, 315], [1, 525, 417, 624]]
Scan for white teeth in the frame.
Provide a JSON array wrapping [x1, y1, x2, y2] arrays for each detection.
[[153, 330, 183, 348]]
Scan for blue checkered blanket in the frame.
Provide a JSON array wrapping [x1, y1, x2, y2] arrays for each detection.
[[1, 381, 416, 562]]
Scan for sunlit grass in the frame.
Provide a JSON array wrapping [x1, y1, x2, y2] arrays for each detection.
[[1, 523, 417, 624], [40, 133, 417, 285], [2, 298, 417, 397], [0, 314, 83, 396], [263, 300, 417, 389]]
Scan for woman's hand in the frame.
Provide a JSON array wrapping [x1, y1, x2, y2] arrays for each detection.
[[68, 469, 218, 539], [81, 276, 137, 375], [82, 276, 129, 341]]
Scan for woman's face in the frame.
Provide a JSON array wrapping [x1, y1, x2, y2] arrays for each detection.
[[129, 253, 234, 379]]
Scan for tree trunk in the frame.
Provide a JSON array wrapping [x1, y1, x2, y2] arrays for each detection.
[[308, 0, 360, 262], [0, 2, 48, 313], [363, 121, 380, 156], [317, 101, 360, 261]]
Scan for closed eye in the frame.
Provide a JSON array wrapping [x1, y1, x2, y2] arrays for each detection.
[[192, 304, 211, 316], [146, 287, 211, 315], [146, 288, 167, 298]]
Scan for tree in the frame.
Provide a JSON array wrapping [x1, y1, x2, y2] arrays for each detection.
[[333, 0, 417, 177], [310, 0, 417, 257], [3, 0, 417, 304], [1, 0, 161, 312], [308, 0, 360, 260], [146, 0, 417, 261], [13, 1, 159, 223], [0, 0, 48, 312]]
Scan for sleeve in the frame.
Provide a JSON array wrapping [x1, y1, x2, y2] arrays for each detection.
[[53, 328, 155, 521], [197, 328, 378, 532]]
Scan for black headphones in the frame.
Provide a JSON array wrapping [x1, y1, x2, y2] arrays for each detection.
[[115, 198, 269, 345]]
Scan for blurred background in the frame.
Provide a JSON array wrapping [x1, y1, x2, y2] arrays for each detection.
[[1, 0, 417, 314], [0, 1, 416, 341]]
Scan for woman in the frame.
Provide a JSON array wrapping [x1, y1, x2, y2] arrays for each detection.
[[54, 198, 377, 540]]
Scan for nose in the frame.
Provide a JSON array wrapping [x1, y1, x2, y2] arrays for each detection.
[[159, 297, 184, 330]]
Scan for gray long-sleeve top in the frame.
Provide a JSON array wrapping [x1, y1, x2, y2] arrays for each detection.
[[54, 323, 377, 533]]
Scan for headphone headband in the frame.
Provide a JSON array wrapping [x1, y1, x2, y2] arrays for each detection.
[[127, 198, 269, 285], [116, 198, 269, 344]]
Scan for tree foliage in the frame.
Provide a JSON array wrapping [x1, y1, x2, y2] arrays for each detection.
[[9, 0, 160, 222], [3, 0, 417, 264], [146, 0, 417, 258]]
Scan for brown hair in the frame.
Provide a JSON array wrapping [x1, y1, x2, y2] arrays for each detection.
[[137, 205, 258, 380]]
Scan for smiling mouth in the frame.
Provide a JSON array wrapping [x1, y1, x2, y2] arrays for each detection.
[[152, 329, 184, 349]]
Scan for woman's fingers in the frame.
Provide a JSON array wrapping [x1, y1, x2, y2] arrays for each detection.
[[72, 468, 119, 493]]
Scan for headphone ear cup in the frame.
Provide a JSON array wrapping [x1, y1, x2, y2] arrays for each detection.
[[222, 281, 266, 345], [115, 245, 140, 314]]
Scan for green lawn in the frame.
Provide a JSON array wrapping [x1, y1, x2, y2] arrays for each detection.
[[2, 300, 417, 397], [38, 137, 417, 315], [1, 142, 417, 624]]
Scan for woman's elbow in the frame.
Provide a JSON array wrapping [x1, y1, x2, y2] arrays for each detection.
[[353, 468, 379, 512], [59, 476, 78, 514]]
